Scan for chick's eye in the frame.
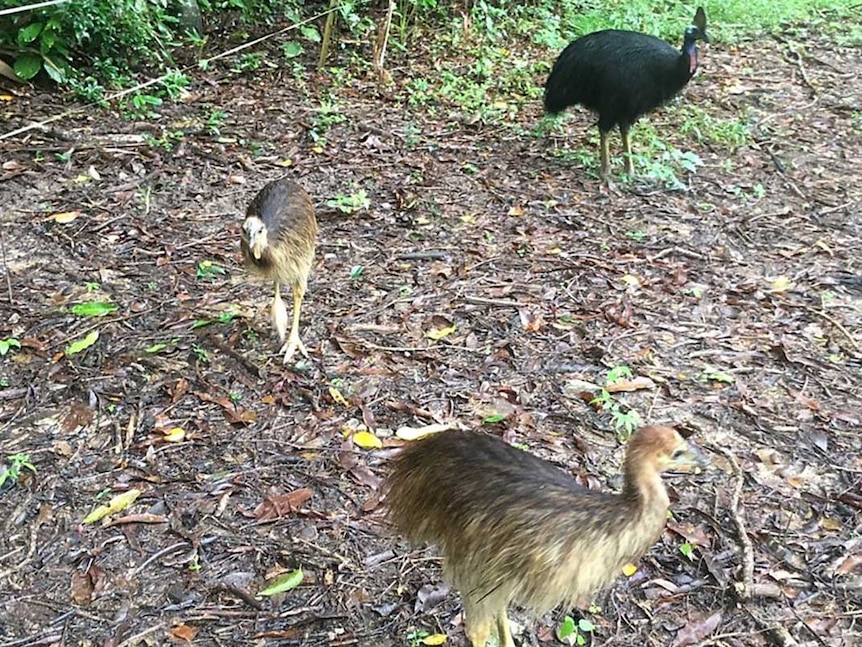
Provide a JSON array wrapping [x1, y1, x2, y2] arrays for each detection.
[[671, 448, 686, 459]]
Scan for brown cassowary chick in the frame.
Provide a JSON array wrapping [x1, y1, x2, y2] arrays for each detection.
[[240, 179, 317, 364], [386, 426, 706, 647], [544, 8, 709, 178]]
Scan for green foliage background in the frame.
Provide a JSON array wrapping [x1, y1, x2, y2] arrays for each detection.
[[0, 0, 857, 99]]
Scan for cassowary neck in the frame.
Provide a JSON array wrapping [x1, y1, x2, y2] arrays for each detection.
[[622, 454, 670, 514], [680, 38, 699, 76]]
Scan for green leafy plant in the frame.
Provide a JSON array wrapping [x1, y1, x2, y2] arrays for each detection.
[[124, 92, 163, 120], [0, 453, 36, 488], [0, 0, 178, 89], [71, 302, 117, 317], [590, 366, 642, 439], [558, 615, 596, 646], [192, 344, 209, 363], [143, 130, 184, 151], [0, 337, 21, 356], [192, 311, 238, 329], [679, 542, 697, 559], [196, 260, 226, 281], [205, 109, 227, 135], [327, 189, 370, 214], [309, 99, 347, 144]]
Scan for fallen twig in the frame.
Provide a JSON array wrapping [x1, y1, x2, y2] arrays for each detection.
[[714, 444, 754, 601], [0, 226, 13, 304]]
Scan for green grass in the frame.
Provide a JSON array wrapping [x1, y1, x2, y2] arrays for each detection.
[[677, 105, 752, 152], [515, 0, 861, 45], [398, 0, 860, 126]]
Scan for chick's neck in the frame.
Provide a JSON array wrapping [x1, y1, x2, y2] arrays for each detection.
[[621, 454, 671, 517]]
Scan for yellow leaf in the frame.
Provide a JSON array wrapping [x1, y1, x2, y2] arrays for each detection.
[[83, 489, 142, 524], [329, 386, 349, 407], [546, 246, 563, 255], [621, 274, 641, 288], [73, 174, 91, 183], [421, 634, 448, 645], [395, 422, 454, 441], [814, 239, 833, 254], [460, 214, 476, 224], [622, 562, 638, 577], [163, 427, 186, 442], [820, 517, 842, 532], [276, 158, 293, 167], [507, 205, 524, 217], [770, 276, 791, 293], [0, 94, 13, 101], [312, 145, 324, 154], [416, 215, 430, 225], [53, 211, 83, 224], [426, 324, 457, 341], [353, 430, 382, 449]]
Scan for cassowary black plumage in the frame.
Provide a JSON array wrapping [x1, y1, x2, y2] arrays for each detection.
[[545, 8, 709, 178]]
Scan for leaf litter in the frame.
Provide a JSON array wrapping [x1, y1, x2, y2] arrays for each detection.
[[0, 21, 860, 647]]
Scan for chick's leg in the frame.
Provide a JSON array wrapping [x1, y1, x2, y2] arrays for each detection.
[[621, 125, 634, 176], [279, 282, 308, 363], [465, 615, 491, 647], [271, 282, 288, 342], [495, 611, 515, 647], [598, 129, 610, 179]]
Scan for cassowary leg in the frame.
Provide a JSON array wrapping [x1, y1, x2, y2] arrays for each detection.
[[279, 282, 308, 363], [621, 125, 634, 175], [599, 129, 610, 179], [271, 282, 289, 342], [465, 614, 491, 647], [495, 611, 516, 647]]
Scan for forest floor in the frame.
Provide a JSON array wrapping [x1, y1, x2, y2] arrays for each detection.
[[1, 12, 861, 647]]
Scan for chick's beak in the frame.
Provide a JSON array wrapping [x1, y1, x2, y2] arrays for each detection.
[[673, 444, 709, 473], [242, 222, 264, 260]]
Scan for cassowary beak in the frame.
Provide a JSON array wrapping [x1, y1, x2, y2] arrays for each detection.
[[242, 218, 266, 260]]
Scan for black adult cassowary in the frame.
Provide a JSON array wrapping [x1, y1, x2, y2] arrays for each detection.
[[240, 179, 317, 363], [545, 8, 709, 178]]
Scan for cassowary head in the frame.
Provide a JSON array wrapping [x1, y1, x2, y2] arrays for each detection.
[[685, 7, 709, 45], [242, 216, 268, 260]]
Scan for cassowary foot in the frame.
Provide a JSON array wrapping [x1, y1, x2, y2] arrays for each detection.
[[280, 335, 309, 364]]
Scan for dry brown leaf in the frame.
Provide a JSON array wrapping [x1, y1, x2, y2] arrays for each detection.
[[518, 308, 545, 332], [248, 488, 313, 521], [107, 513, 168, 526], [350, 464, 382, 490], [671, 610, 722, 646], [170, 623, 199, 643], [606, 376, 656, 393], [62, 401, 94, 432], [193, 390, 255, 426], [836, 552, 862, 575], [70, 564, 105, 605], [70, 570, 95, 605]]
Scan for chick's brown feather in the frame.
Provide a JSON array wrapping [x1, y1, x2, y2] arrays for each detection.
[[386, 427, 696, 634], [241, 179, 317, 288]]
